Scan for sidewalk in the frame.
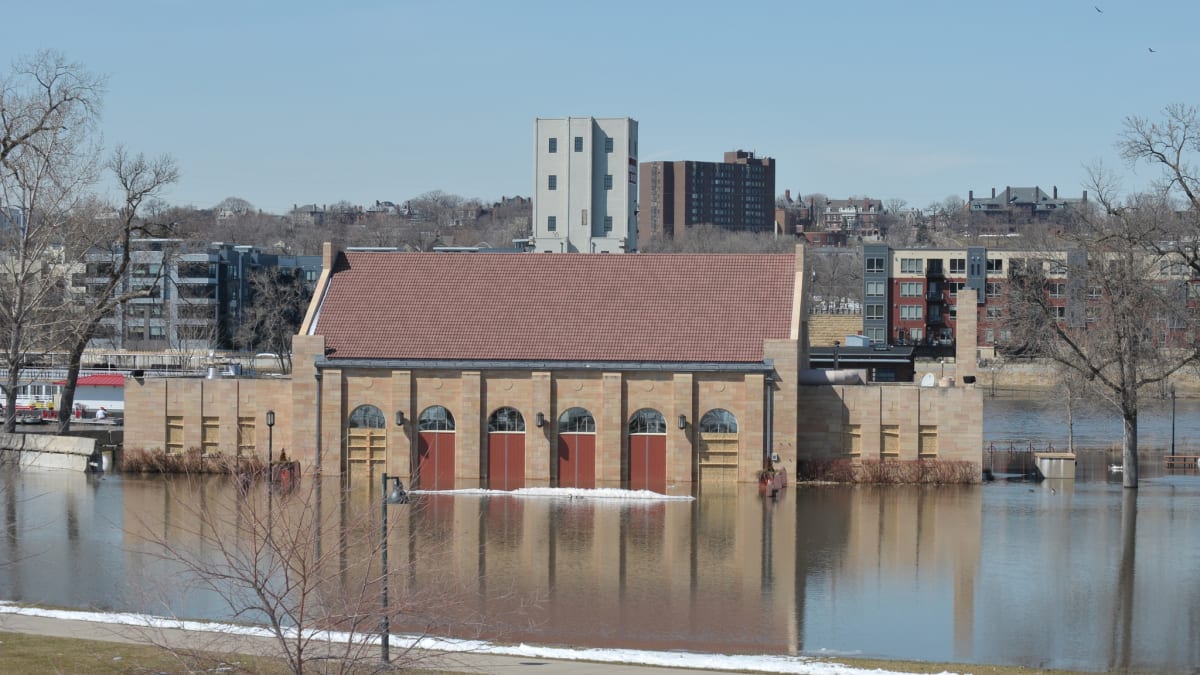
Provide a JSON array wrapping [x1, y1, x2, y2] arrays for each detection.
[[0, 612, 765, 675]]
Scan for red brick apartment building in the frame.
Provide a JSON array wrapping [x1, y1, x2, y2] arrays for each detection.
[[638, 150, 775, 240], [863, 245, 1078, 359]]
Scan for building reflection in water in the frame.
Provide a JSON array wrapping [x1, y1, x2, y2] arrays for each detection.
[[29, 470, 1200, 671]]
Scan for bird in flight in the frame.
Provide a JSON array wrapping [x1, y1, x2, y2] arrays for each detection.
[[1094, 5, 1102, 12], [1149, 47, 1157, 53]]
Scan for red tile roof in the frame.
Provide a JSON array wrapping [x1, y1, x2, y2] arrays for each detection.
[[53, 374, 126, 387], [313, 252, 795, 363]]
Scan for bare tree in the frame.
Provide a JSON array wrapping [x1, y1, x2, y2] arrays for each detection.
[[55, 147, 178, 432], [133, 471, 450, 674], [0, 50, 105, 431], [235, 268, 312, 372], [1004, 169, 1199, 487]]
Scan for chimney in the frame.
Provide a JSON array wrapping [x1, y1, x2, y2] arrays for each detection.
[[1082, 190, 1088, 202], [785, 189, 792, 204], [969, 190, 974, 201], [991, 187, 996, 198], [1053, 185, 1058, 199], [1005, 187, 1011, 204]]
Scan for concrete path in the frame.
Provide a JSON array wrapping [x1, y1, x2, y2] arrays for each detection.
[[0, 612, 736, 674]]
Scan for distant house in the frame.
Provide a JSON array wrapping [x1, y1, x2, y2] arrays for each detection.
[[54, 373, 125, 417], [968, 186, 1086, 229]]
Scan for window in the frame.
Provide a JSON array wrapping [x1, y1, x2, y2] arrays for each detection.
[[987, 258, 1004, 273], [1049, 282, 1066, 298], [919, 425, 938, 458], [1055, 306, 1067, 320], [986, 282, 1002, 297], [843, 424, 862, 456], [986, 307, 1003, 319], [603, 216, 613, 232], [574, 136, 583, 152], [548, 174, 557, 190], [909, 327, 923, 341], [237, 416, 255, 457], [900, 258, 923, 274], [867, 327, 886, 343], [548, 137, 557, 153], [985, 328, 995, 343], [201, 416, 220, 455], [866, 281, 885, 297], [166, 416, 184, 455], [866, 256, 885, 273], [1088, 286, 1102, 299], [604, 174, 613, 190], [900, 305, 923, 320], [866, 304, 885, 320], [949, 282, 964, 296], [547, 215, 557, 232], [950, 258, 966, 274], [604, 137, 613, 153], [900, 282, 922, 297]]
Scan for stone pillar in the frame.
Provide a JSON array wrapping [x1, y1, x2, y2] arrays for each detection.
[[460, 371, 482, 483], [600, 372, 624, 484], [955, 288, 979, 384], [389, 370, 413, 480], [671, 372, 694, 486], [530, 370, 553, 485]]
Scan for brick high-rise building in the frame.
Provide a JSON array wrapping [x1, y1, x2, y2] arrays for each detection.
[[638, 150, 776, 241]]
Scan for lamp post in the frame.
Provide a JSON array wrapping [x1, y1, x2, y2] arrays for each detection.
[[1171, 384, 1177, 457], [266, 410, 276, 475], [991, 366, 996, 398], [380, 472, 408, 664], [266, 410, 275, 526]]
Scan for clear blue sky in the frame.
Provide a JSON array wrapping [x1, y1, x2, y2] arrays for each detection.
[[6, 0, 1195, 214]]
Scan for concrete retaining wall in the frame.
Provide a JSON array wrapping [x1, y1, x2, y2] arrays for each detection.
[[0, 433, 96, 472]]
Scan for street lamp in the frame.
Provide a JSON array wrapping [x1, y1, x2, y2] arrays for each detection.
[[266, 410, 276, 526], [1171, 384, 1177, 457], [380, 472, 409, 664], [991, 366, 996, 398], [266, 410, 276, 475]]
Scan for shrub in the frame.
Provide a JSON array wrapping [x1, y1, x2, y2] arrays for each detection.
[[121, 448, 264, 476]]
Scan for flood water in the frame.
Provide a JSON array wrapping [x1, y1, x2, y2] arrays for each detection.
[[1, 397, 1199, 673]]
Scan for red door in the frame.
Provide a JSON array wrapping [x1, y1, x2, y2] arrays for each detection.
[[629, 433, 667, 493], [557, 432, 596, 488], [417, 430, 455, 490], [487, 432, 525, 490]]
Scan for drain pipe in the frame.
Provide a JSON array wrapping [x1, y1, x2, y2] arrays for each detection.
[[764, 372, 775, 467], [315, 370, 323, 474]]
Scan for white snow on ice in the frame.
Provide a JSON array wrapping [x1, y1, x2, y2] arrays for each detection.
[[0, 601, 962, 674], [410, 487, 695, 501]]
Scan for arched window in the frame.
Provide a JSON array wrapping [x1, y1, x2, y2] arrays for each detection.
[[628, 408, 666, 434], [558, 407, 595, 433], [487, 407, 525, 432], [348, 404, 386, 429], [418, 406, 456, 431], [699, 409, 738, 434]]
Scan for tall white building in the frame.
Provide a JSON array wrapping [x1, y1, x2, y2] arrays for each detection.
[[532, 117, 638, 253]]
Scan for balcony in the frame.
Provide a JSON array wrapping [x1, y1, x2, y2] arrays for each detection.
[[926, 291, 945, 303]]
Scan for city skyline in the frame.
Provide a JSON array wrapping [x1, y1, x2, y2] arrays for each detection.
[[5, 0, 1195, 214]]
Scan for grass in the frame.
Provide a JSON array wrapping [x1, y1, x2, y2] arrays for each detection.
[[0, 629, 1112, 675], [0, 630, 289, 674]]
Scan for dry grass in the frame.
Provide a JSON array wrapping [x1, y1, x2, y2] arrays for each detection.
[[121, 448, 263, 475], [795, 458, 979, 484]]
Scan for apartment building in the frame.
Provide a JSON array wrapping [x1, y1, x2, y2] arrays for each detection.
[[862, 245, 1082, 359], [638, 150, 776, 240], [531, 117, 638, 253], [82, 240, 321, 352]]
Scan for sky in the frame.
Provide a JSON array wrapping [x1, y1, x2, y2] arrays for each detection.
[[5, 0, 1197, 215]]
